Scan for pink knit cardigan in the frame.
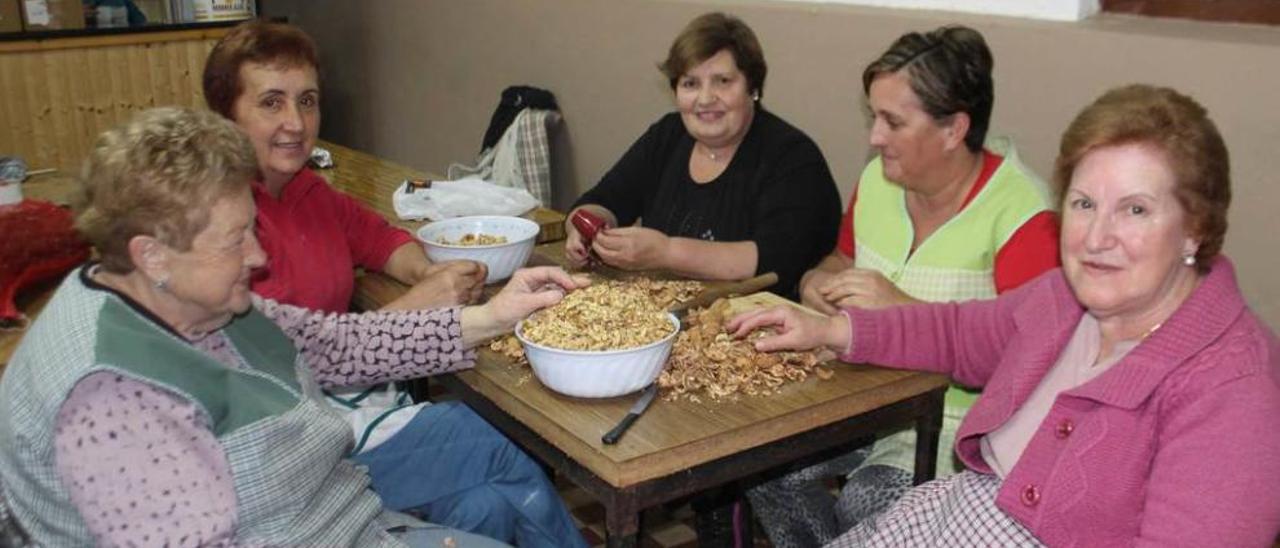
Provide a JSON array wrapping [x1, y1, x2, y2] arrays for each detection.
[[840, 257, 1280, 547]]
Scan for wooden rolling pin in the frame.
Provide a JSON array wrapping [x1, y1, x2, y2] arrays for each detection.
[[670, 271, 780, 314]]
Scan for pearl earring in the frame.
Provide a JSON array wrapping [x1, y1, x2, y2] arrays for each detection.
[[1182, 254, 1196, 267], [752, 92, 760, 101], [154, 277, 169, 290]]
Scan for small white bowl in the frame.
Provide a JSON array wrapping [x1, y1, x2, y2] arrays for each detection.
[[516, 313, 680, 398], [417, 216, 539, 284]]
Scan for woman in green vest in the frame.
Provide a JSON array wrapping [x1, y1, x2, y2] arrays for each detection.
[[749, 26, 1061, 548], [0, 107, 588, 547]]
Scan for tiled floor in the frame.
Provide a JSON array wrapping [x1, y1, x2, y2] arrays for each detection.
[[560, 476, 698, 548], [558, 476, 774, 548]]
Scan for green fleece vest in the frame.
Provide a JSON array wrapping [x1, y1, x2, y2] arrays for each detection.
[[852, 138, 1050, 304], [0, 270, 403, 546], [853, 138, 1053, 474]]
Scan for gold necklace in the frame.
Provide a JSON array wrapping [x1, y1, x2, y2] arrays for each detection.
[[1140, 321, 1163, 341], [697, 143, 728, 162]]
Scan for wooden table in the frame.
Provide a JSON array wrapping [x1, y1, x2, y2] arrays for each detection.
[[444, 360, 945, 547], [434, 288, 948, 547], [315, 140, 566, 240], [327, 142, 949, 547], [350, 242, 949, 545]]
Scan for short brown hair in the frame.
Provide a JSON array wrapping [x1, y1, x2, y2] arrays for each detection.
[[1053, 84, 1230, 273], [862, 26, 994, 153], [659, 12, 767, 99], [76, 107, 258, 273], [203, 19, 319, 120]]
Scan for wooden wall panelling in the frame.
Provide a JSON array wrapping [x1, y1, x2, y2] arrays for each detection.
[[21, 52, 52, 169], [145, 42, 164, 104], [0, 30, 224, 172], [128, 42, 154, 112], [68, 46, 95, 164], [87, 46, 114, 168], [186, 39, 210, 107], [105, 45, 133, 153], [105, 44, 127, 137], [46, 47, 71, 171], [0, 49, 33, 170], [165, 40, 187, 106]]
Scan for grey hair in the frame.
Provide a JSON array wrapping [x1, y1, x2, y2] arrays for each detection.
[[76, 106, 258, 273]]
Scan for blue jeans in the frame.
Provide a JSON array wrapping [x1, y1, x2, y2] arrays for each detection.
[[353, 401, 586, 548]]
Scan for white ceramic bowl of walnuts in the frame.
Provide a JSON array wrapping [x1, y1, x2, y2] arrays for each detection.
[[515, 312, 679, 398], [417, 216, 539, 284]]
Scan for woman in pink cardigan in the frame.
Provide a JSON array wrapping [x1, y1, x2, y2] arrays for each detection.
[[730, 84, 1280, 547]]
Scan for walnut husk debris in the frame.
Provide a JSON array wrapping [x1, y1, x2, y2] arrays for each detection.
[[489, 334, 528, 365], [627, 277, 702, 310], [659, 298, 828, 402]]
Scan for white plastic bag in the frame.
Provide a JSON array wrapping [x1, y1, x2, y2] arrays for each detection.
[[393, 177, 540, 221]]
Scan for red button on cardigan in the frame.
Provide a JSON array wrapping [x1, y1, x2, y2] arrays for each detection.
[[1021, 484, 1041, 507], [1055, 419, 1075, 439]]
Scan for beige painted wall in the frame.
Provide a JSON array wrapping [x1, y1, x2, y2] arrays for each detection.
[[264, 0, 1280, 329]]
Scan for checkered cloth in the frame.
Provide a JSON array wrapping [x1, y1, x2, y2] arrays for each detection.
[[448, 109, 560, 207], [826, 471, 1045, 547], [0, 482, 32, 547]]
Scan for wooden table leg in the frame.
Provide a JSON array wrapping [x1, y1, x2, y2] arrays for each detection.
[[690, 488, 749, 548], [605, 493, 640, 548], [912, 388, 946, 485], [605, 531, 638, 548]]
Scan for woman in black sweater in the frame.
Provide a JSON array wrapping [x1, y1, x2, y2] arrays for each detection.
[[567, 12, 840, 297]]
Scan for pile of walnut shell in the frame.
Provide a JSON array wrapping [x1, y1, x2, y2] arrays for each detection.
[[659, 298, 828, 402]]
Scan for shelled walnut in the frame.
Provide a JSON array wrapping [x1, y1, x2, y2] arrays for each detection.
[[437, 233, 508, 246], [520, 281, 675, 351], [489, 277, 702, 364]]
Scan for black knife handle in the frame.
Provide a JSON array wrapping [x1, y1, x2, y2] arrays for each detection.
[[602, 413, 640, 445]]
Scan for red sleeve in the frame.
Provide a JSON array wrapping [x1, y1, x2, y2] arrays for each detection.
[[993, 211, 1060, 294], [332, 190, 416, 271], [836, 190, 857, 258]]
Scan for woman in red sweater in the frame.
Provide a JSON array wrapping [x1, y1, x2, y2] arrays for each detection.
[[200, 21, 586, 548], [203, 21, 485, 313]]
